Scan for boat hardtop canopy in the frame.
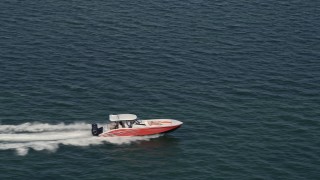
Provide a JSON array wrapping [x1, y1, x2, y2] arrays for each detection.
[[109, 114, 137, 121]]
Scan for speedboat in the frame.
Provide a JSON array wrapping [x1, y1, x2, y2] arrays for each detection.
[[91, 114, 183, 137]]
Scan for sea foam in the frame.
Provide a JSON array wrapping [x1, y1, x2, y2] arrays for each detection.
[[0, 122, 161, 156]]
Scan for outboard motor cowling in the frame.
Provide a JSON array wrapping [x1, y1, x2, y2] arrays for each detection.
[[92, 124, 103, 136]]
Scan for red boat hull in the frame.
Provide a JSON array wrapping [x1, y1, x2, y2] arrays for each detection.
[[100, 124, 182, 137]]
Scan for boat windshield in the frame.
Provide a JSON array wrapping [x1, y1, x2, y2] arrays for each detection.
[[134, 119, 146, 125]]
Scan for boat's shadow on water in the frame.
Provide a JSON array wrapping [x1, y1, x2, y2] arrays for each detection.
[[88, 136, 181, 168], [96, 135, 182, 160], [134, 135, 181, 149]]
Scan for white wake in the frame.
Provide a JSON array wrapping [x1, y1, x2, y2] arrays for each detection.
[[0, 122, 161, 156]]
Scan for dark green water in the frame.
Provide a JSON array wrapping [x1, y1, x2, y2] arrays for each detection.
[[0, 0, 319, 179]]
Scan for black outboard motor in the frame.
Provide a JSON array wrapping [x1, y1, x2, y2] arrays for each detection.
[[91, 124, 103, 136]]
